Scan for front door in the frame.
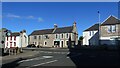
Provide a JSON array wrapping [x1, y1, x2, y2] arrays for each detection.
[[61, 41, 63, 48]]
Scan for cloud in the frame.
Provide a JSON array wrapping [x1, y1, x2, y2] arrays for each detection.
[[5, 13, 44, 22], [26, 16, 35, 19], [38, 17, 44, 22], [6, 14, 21, 18]]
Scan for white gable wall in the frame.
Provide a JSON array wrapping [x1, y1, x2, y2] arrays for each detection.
[[83, 30, 98, 45]]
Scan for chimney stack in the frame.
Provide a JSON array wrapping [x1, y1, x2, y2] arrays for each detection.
[[73, 21, 76, 26], [54, 24, 58, 28]]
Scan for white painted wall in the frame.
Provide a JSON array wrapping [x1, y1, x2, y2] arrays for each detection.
[[5, 36, 20, 48], [22, 32, 28, 47], [5, 32, 28, 48], [100, 36, 120, 45], [83, 30, 98, 45]]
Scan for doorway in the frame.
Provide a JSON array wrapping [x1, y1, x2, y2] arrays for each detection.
[[54, 41, 60, 47], [61, 41, 63, 48]]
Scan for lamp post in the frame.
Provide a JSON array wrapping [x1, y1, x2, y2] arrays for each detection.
[[98, 11, 101, 45]]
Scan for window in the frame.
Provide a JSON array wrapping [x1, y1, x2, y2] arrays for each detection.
[[39, 36, 41, 40], [44, 35, 48, 39], [14, 42, 16, 47], [56, 34, 58, 39], [112, 25, 116, 32], [10, 36, 12, 40], [24, 35, 27, 43], [89, 31, 91, 36], [61, 34, 63, 38], [14, 36, 16, 41], [107, 25, 116, 33], [45, 42, 47, 45], [92, 31, 94, 35], [10, 42, 12, 48], [34, 36, 37, 39], [107, 26, 111, 33]]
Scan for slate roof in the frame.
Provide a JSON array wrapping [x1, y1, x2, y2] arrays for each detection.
[[84, 24, 99, 31], [30, 29, 54, 35], [11, 32, 20, 36], [101, 15, 120, 26], [30, 26, 73, 35], [53, 26, 73, 34]]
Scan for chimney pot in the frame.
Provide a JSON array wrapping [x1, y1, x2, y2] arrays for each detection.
[[54, 24, 58, 28]]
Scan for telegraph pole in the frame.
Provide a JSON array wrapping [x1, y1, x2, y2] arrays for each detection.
[[98, 11, 101, 45]]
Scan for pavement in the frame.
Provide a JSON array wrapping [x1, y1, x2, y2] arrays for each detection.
[[1, 50, 39, 65]]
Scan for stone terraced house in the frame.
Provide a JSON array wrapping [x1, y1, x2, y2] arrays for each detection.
[[29, 22, 78, 48]]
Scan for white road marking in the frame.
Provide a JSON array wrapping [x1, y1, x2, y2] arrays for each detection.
[[27, 60, 58, 68], [66, 57, 69, 58], [42, 56, 53, 58], [33, 60, 58, 66], [18, 56, 53, 63], [39, 51, 69, 54], [18, 57, 45, 63]]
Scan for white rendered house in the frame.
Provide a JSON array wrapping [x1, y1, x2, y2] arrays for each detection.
[[5, 30, 28, 48], [83, 24, 99, 45]]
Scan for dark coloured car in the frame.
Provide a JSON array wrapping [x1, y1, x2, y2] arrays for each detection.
[[37, 45, 42, 48], [27, 44, 36, 48]]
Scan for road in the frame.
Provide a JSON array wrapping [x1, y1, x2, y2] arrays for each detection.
[[1, 48, 120, 68], [18, 49, 75, 67]]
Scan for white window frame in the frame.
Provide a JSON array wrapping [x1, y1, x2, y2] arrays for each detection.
[[66, 33, 69, 39], [111, 25, 116, 33]]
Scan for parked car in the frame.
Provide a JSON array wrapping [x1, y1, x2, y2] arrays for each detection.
[[37, 45, 42, 48], [27, 44, 36, 48]]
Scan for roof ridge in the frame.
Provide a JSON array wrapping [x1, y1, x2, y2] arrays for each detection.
[[101, 15, 119, 25], [84, 23, 99, 31], [33, 26, 73, 31]]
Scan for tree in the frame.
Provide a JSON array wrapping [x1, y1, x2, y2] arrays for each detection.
[[78, 36, 84, 45]]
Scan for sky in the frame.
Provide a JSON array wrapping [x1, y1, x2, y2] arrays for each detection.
[[2, 2, 118, 37]]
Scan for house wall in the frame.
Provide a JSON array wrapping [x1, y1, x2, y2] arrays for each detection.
[[83, 30, 99, 45], [0, 29, 7, 48], [29, 33, 76, 48], [100, 36, 120, 45], [100, 24, 120, 45], [5, 32, 28, 48], [100, 24, 120, 37], [21, 32, 28, 47], [5, 36, 20, 48]]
